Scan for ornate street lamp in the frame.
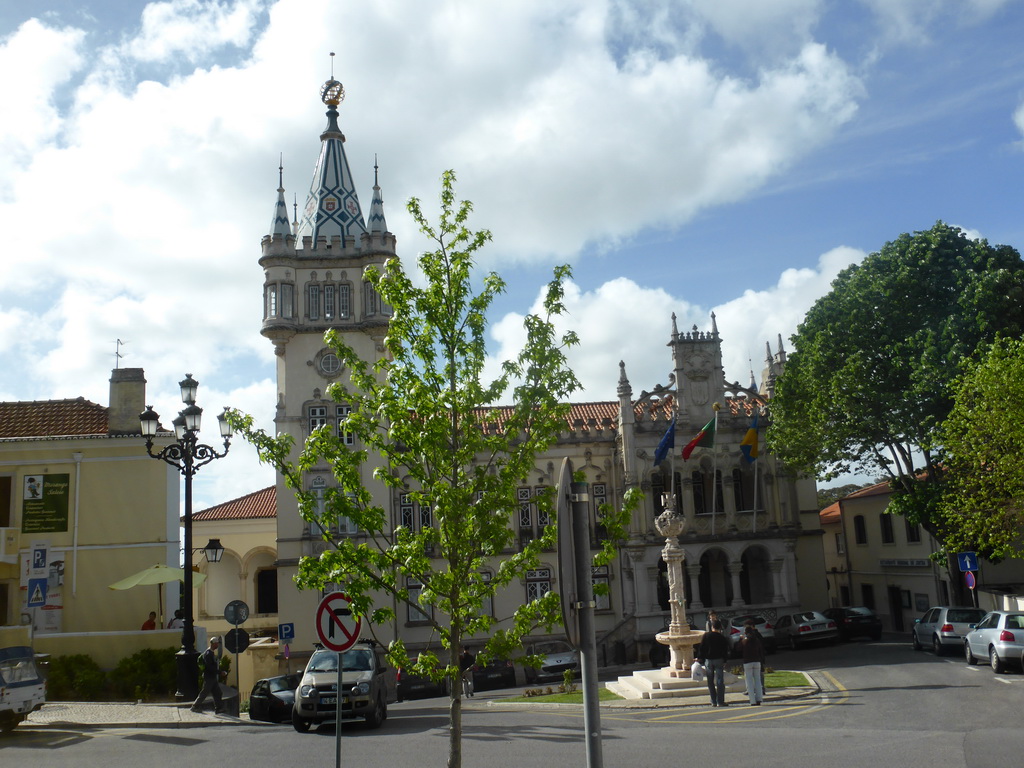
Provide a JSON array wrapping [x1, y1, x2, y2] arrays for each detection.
[[140, 374, 232, 699]]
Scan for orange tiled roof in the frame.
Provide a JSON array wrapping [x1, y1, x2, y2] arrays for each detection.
[[194, 485, 277, 521], [819, 502, 841, 525], [469, 401, 620, 432], [843, 481, 891, 499], [0, 397, 108, 439]]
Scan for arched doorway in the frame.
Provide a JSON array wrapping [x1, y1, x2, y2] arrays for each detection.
[[739, 545, 773, 605], [698, 548, 732, 607]]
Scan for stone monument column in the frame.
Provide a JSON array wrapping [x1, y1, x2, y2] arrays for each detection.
[[653, 500, 704, 677]]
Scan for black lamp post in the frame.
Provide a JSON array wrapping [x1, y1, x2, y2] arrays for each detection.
[[140, 373, 232, 700]]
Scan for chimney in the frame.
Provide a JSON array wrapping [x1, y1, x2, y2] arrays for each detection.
[[108, 368, 147, 435]]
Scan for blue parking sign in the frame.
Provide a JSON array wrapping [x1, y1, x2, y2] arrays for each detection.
[[278, 622, 295, 642]]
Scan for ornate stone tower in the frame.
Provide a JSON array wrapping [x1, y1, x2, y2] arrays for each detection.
[[258, 74, 396, 652]]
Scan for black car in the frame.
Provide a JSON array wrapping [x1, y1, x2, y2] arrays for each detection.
[[472, 657, 517, 692], [822, 606, 883, 641], [396, 655, 448, 701], [248, 673, 302, 723]]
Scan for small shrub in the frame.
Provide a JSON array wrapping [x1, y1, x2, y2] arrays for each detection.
[[111, 647, 177, 700], [559, 670, 577, 694], [46, 654, 108, 700]]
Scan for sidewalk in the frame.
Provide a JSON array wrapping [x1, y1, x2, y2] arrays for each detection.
[[21, 678, 820, 730], [22, 701, 251, 730]]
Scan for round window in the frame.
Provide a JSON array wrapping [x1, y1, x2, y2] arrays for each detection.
[[319, 353, 341, 375]]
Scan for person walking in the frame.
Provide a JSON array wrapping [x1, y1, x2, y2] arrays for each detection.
[[459, 648, 475, 698], [191, 636, 224, 714], [695, 619, 730, 707], [740, 620, 766, 706]]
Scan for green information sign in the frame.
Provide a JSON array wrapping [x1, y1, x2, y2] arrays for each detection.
[[22, 474, 70, 533]]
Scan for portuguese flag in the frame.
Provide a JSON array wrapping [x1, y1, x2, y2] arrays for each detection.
[[682, 416, 716, 460]]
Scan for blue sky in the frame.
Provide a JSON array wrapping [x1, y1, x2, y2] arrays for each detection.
[[2, 0, 1023, 508]]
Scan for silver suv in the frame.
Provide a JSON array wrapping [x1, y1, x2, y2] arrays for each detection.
[[912, 606, 986, 656], [293, 642, 397, 732]]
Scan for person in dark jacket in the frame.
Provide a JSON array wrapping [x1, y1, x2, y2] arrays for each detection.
[[740, 620, 766, 706], [695, 620, 730, 707], [191, 636, 223, 714]]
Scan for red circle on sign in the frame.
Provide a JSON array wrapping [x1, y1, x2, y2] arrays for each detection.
[[315, 592, 362, 652], [965, 571, 976, 590]]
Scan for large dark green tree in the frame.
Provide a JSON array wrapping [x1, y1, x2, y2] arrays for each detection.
[[231, 171, 632, 768], [937, 337, 1024, 561], [768, 222, 1024, 539]]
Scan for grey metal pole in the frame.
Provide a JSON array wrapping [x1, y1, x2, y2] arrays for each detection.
[[571, 481, 603, 768]]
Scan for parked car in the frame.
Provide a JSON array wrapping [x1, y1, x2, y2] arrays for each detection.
[[396, 656, 448, 702], [0, 646, 46, 733], [524, 640, 579, 683], [964, 610, 1024, 673], [912, 606, 986, 656], [248, 672, 301, 723], [473, 656, 517, 692], [726, 615, 777, 653], [773, 611, 839, 649], [292, 642, 397, 732], [821, 606, 883, 641]]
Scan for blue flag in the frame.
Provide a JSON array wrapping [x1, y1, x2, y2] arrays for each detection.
[[653, 419, 675, 465]]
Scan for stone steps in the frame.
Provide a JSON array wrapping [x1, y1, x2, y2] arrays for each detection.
[[606, 666, 745, 700]]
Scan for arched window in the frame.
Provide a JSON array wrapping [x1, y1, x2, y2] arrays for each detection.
[[255, 568, 278, 614], [854, 515, 867, 545]]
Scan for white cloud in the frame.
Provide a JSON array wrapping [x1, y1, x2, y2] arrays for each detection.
[[0, 19, 86, 188], [488, 245, 864, 404], [126, 0, 265, 63]]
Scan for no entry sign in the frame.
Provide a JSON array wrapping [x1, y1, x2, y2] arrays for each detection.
[[315, 592, 361, 652]]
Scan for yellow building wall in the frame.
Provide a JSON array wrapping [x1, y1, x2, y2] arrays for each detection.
[[1, 436, 179, 646]]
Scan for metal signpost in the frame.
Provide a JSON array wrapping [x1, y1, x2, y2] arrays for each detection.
[[555, 457, 603, 768], [224, 600, 250, 700], [316, 592, 362, 768], [957, 552, 979, 606]]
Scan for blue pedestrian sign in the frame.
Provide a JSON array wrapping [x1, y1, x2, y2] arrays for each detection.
[[957, 551, 979, 572], [27, 578, 47, 607], [278, 622, 295, 642]]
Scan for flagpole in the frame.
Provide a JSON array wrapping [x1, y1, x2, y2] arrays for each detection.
[[752, 448, 759, 534], [710, 405, 720, 536]]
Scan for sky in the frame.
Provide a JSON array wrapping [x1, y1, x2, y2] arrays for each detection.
[[2, 0, 1023, 511]]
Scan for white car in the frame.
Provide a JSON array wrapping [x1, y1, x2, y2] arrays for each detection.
[[773, 611, 839, 649], [964, 610, 1024, 673], [524, 640, 579, 683], [292, 642, 396, 732], [726, 615, 777, 653]]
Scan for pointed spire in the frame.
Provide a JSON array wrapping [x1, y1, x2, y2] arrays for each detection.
[[292, 194, 299, 233], [617, 360, 632, 399], [366, 155, 388, 235], [711, 311, 719, 338], [294, 62, 368, 244], [270, 154, 292, 237]]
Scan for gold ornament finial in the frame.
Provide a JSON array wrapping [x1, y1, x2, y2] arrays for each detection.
[[712, 402, 721, 412]]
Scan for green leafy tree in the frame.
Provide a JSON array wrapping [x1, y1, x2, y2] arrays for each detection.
[[768, 221, 1024, 540], [231, 171, 632, 768], [937, 337, 1024, 561]]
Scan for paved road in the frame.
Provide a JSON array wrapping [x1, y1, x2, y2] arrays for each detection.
[[6, 637, 1023, 767]]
